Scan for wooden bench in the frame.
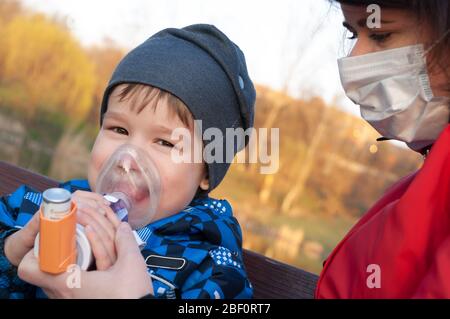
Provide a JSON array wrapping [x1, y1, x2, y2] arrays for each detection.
[[0, 160, 319, 298]]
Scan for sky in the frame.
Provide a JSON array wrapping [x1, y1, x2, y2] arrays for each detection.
[[20, 0, 359, 116]]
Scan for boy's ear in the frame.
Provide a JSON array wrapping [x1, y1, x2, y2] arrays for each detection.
[[199, 174, 209, 191]]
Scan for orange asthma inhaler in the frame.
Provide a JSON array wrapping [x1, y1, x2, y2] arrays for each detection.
[[38, 188, 77, 274]]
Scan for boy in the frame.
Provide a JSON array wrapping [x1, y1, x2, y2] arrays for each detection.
[[0, 24, 255, 299]]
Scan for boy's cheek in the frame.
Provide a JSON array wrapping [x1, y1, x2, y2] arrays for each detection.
[[87, 156, 99, 192], [158, 162, 204, 207], [87, 139, 112, 191]]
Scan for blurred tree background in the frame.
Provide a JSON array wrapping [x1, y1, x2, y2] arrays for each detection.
[[0, 0, 422, 274]]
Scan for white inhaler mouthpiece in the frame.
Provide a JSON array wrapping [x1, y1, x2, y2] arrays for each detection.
[[95, 144, 161, 229]]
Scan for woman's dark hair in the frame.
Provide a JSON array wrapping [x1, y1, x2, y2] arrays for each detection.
[[332, 0, 450, 90]]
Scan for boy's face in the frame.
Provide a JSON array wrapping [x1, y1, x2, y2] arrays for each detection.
[[88, 85, 209, 228]]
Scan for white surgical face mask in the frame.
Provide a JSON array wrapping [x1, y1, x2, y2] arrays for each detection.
[[338, 44, 450, 152]]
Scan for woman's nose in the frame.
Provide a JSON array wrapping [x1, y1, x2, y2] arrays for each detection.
[[350, 40, 365, 57]]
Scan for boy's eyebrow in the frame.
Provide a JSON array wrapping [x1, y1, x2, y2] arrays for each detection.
[[103, 111, 127, 121], [153, 124, 181, 136], [104, 111, 187, 137]]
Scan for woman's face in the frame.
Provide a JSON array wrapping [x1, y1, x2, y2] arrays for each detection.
[[341, 4, 449, 98]]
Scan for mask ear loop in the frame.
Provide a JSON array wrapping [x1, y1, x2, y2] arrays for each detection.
[[375, 136, 432, 159], [423, 28, 450, 56]]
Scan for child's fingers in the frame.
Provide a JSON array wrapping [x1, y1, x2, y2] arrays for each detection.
[[76, 198, 110, 215], [78, 209, 117, 263], [89, 192, 112, 206], [76, 199, 101, 211], [84, 225, 113, 271], [79, 206, 116, 241], [72, 190, 111, 208], [104, 206, 121, 230], [73, 190, 109, 203], [80, 217, 116, 264]]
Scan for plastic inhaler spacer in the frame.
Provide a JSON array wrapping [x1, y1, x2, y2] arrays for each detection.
[[36, 202, 78, 274]]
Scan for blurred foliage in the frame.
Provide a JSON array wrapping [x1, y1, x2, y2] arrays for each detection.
[[0, 0, 122, 173], [85, 42, 124, 127], [0, 0, 95, 121]]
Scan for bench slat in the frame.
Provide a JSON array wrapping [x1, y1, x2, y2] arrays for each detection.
[[0, 160, 318, 298], [0, 161, 58, 194]]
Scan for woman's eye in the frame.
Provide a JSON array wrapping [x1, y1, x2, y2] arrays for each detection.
[[156, 139, 174, 148], [110, 127, 128, 135], [369, 32, 392, 43]]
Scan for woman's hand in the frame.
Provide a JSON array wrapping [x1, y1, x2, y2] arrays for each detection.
[[4, 211, 40, 267], [18, 222, 153, 299]]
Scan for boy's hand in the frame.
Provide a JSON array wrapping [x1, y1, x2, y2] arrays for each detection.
[[4, 211, 40, 267], [72, 190, 121, 270], [18, 222, 153, 299]]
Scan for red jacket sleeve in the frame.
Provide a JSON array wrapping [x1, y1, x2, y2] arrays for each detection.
[[413, 236, 450, 298]]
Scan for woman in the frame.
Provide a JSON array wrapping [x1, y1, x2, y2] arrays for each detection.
[[19, 0, 450, 298], [316, 0, 450, 298]]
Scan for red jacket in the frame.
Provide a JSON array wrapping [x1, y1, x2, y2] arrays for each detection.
[[316, 125, 450, 299]]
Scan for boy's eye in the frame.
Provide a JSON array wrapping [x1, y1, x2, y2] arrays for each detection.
[[156, 139, 174, 148], [369, 32, 392, 43], [110, 127, 128, 135]]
